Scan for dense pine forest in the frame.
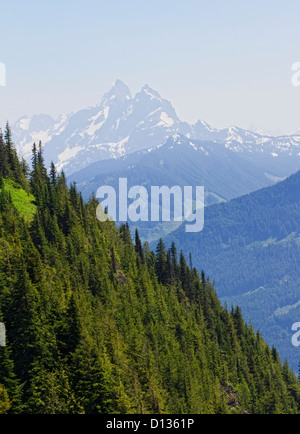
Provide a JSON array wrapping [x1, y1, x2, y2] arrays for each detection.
[[0, 123, 300, 414]]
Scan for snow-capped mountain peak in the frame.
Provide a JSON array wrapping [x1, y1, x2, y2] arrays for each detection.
[[99, 79, 131, 106], [11, 80, 300, 176], [12, 81, 188, 174]]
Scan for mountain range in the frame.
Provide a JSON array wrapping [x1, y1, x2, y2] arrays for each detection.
[[10, 80, 300, 370], [12, 80, 300, 179]]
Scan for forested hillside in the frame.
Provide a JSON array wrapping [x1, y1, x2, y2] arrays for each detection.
[[0, 124, 300, 414], [162, 169, 300, 372]]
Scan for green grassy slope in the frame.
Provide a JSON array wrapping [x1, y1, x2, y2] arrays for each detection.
[[1, 179, 36, 222]]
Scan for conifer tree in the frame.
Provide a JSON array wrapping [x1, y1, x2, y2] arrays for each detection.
[[155, 238, 167, 284], [135, 228, 144, 263], [50, 162, 57, 187], [4, 123, 26, 187], [0, 130, 9, 178]]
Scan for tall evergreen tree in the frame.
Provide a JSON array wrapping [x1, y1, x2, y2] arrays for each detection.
[[135, 228, 144, 263], [155, 238, 167, 284], [0, 130, 9, 178]]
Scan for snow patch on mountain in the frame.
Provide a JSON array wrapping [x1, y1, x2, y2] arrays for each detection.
[[57, 146, 85, 172], [157, 112, 174, 127]]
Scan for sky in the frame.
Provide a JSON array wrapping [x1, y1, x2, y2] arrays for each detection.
[[1, 0, 300, 134]]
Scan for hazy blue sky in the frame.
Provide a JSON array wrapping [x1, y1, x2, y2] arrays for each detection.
[[1, 0, 300, 134]]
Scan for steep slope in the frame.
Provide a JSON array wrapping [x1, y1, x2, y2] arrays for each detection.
[[1, 128, 300, 414], [161, 170, 300, 372]]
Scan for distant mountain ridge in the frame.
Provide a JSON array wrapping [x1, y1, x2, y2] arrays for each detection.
[[69, 134, 274, 202], [12, 80, 300, 176], [68, 133, 279, 241]]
